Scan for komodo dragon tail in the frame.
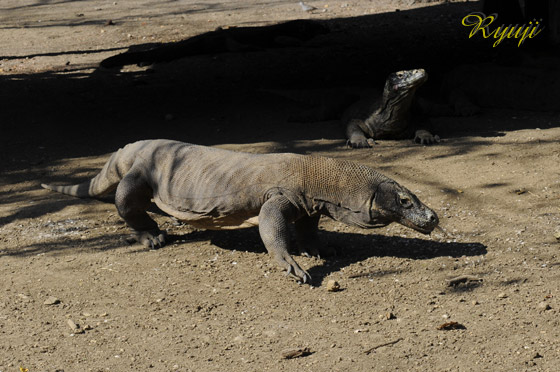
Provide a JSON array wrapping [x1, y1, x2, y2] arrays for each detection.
[[41, 144, 137, 198]]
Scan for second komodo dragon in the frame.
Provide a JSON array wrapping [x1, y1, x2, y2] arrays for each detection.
[[42, 140, 439, 283], [344, 69, 439, 148]]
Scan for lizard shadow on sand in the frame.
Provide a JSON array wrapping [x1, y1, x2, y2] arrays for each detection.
[[165, 227, 487, 285], [0, 164, 114, 227]]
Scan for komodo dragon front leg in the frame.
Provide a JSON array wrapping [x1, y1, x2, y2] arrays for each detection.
[[258, 195, 311, 283], [346, 119, 375, 148]]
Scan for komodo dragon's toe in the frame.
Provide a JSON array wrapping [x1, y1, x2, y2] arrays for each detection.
[[131, 230, 167, 249]]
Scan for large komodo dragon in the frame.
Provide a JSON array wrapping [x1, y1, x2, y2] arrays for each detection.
[[42, 140, 439, 283]]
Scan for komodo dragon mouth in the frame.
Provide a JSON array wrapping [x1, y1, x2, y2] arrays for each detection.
[[397, 207, 439, 235], [400, 218, 438, 234]]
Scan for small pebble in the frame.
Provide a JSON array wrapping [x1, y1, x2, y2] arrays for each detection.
[[67, 319, 84, 334], [497, 292, 508, 299], [385, 312, 396, 320], [281, 347, 311, 359], [537, 302, 552, 311], [44, 296, 60, 305], [326, 280, 341, 292]]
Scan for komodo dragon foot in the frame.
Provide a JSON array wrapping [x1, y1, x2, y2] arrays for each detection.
[[414, 130, 440, 145], [129, 229, 167, 249]]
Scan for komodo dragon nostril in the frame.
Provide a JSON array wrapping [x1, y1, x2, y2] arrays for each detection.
[[429, 213, 438, 224]]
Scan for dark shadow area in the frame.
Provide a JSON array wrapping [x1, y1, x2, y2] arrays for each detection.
[[0, 46, 127, 61], [499, 278, 527, 286], [1, 219, 486, 285], [0, 163, 112, 226], [0, 232, 126, 258], [446, 280, 484, 293], [2, 1, 560, 175], [169, 227, 487, 284]]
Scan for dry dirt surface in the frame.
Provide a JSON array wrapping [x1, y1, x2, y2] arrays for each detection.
[[1, 1, 560, 371]]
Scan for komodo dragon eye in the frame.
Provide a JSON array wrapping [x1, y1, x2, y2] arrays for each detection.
[[398, 196, 412, 208]]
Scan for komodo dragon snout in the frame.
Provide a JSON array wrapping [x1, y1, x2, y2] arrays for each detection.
[[41, 139, 439, 285]]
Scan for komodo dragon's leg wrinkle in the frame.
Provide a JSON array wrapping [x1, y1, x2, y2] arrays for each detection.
[[258, 195, 311, 283], [115, 169, 166, 249]]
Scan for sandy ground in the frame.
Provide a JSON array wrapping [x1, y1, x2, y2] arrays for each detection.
[[1, 0, 560, 371]]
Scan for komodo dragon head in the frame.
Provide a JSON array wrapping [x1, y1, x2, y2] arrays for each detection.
[[370, 180, 439, 234], [321, 174, 439, 235], [385, 68, 427, 96], [381, 69, 427, 113]]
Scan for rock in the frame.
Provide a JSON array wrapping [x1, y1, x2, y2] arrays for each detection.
[[67, 319, 84, 334], [17, 294, 33, 303], [44, 296, 60, 305], [554, 231, 560, 241], [437, 321, 466, 330], [537, 302, 552, 311], [326, 280, 341, 292], [281, 347, 311, 359], [497, 292, 508, 299], [385, 312, 396, 320]]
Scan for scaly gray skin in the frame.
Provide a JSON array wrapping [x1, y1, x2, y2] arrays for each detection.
[[42, 140, 439, 284], [345, 69, 439, 148]]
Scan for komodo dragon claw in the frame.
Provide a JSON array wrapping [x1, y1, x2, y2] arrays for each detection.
[[132, 230, 167, 249], [285, 266, 311, 284], [346, 137, 376, 149]]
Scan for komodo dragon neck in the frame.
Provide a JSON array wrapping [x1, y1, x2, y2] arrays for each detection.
[[291, 155, 392, 226], [362, 69, 427, 138]]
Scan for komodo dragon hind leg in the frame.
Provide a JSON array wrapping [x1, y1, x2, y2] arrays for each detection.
[[115, 169, 166, 249], [258, 195, 311, 284]]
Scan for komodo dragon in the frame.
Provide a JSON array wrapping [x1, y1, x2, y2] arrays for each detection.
[[275, 69, 442, 148], [41, 140, 439, 283], [344, 69, 440, 148]]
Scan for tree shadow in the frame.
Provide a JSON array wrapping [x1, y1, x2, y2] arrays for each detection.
[[4, 1, 556, 169]]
